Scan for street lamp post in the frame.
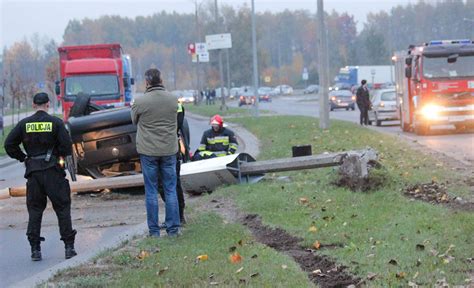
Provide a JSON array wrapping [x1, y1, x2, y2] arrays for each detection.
[[317, 0, 329, 129], [1, 80, 5, 137], [251, 0, 259, 117]]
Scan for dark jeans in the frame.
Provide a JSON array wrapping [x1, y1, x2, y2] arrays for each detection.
[[159, 158, 185, 221], [140, 154, 180, 236], [359, 106, 369, 125], [26, 167, 76, 245]]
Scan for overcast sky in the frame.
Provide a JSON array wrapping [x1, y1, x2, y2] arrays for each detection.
[[1, 0, 415, 48]]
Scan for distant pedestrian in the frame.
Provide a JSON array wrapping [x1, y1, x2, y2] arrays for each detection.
[[4, 92, 77, 261], [356, 79, 371, 126], [131, 68, 181, 237], [211, 89, 216, 105]]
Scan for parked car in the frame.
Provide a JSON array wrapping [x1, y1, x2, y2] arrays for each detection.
[[304, 84, 319, 94], [257, 86, 273, 102], [238, 88, 256, 107], [368, 88, 399, 126], [274, 85, 293, 95], [178, 90, 195, 104], [329, 90, 356, 111]]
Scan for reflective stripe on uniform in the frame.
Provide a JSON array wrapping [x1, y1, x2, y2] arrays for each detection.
[[25, 122, 53, 133], [177, 103, 183, 113], [198, 144, 207, 151], [206, 136, 229, 145]]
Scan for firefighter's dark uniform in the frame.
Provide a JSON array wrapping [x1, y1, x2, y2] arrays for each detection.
[[4, 93, 77, 261], [193, 127, 238, 160], [159, 103, 187, 224]]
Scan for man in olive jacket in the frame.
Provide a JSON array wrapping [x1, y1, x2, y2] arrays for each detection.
[[131, 68, 180, 237]]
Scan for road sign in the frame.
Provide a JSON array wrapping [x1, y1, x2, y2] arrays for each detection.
[[205, 33, 232, 50], [302, 67, 309, 81], [196, 42, 208, 54], [198, 52, 209, 62]]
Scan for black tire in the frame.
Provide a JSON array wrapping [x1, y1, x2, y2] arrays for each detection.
[[69, 93, 91, 117], [375, 114, 382, 126]]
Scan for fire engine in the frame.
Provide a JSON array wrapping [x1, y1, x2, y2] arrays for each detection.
[[393, 39, 474, 135]]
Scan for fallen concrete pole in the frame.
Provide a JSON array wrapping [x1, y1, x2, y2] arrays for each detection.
[[0, 188, 10, 200], [7, 149, 377, 197]]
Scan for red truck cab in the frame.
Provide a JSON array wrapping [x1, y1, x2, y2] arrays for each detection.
[[55, 44, 129, 121], [394, 39, 474, 135]]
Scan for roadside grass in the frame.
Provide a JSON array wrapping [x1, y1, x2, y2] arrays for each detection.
[[184, 102, 271, 118], [49, 213, 313, 287], [220, 116, 474, 286], [46, 115, 473, 287]]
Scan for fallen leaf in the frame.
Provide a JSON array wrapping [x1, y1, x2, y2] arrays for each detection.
[[251, 254, 258, 259], [367, 272, 377, 280], [326, 199, 332, 203], [413, 271, 419, 279], [299, 197, 309, 204], [430, 249, 439, 257], [416, 259, 422, 267], [235, 267, 244, 274], [312, 269, 322, 275], [351, 214, 358, 218], [443, 255, 455, 264], [156, 266, 169, 276], [196, 254, 209, 263], [239, 279, 246, 284], [416, 244, 425, 251], [313, 241, 321, 250], [238, 239, 244, 246], [209, 273, 215, 279], [408, 281, 419, 287], [281, 265, 288, 269], [229, 246, 237, 252], [389, 259, 398, 265], [308, 226, 318, 233], [230, 252, 242, 264], [367, 254, 375, 258], [137, 250, 150, 260], [210, 282, 219, 285], [250, 273, 260, 278], [396, 272, 406, 279]]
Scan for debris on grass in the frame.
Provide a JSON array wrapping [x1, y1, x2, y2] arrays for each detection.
[[404, 181, 451, 204]]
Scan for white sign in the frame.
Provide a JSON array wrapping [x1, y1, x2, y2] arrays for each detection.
[[302, 68, 309, 81], [198, 52, 209, 62], [196, 42, 208, 54], [206, 33, 232, 50]]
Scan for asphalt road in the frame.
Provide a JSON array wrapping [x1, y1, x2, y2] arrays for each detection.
[[0, 116, 210, 288], [247, 94, 474, 165]]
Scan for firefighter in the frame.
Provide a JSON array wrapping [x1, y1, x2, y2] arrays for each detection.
[[192, 114, 238, 161], [4, 92, 77, 261]]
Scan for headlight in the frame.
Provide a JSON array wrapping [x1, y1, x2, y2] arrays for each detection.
[[379, 102, 385, 107], [421, 104, 442, 120], [331, 96, 336, 101], [351, 96, 356, 101]]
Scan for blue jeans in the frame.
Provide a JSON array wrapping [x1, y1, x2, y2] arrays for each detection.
[[140, 154, 180, 236]]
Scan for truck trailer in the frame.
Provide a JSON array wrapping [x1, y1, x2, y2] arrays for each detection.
[[393, 39, 474, 135], [334, 65, 394, 89]]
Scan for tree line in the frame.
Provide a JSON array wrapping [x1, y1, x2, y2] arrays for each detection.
[[0, 0, 472, 117]]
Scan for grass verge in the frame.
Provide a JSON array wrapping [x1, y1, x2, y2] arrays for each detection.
[[184, 101, 271, 118], [46, 115, 473, 287]]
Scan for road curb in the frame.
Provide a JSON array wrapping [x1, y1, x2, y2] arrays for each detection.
[[9, 222, 148, 288]]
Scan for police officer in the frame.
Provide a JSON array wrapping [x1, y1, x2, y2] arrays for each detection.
[[4, 92, 77, 261], [159, 102, 187, 225]]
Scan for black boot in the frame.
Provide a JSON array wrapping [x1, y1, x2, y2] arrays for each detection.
[[65, 243, 77, 259], [31, 243, 42, 261]]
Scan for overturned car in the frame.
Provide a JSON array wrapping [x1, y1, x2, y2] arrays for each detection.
[[66, 94, 190, 178]]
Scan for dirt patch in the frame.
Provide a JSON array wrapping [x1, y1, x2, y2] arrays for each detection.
[[333, 168, 387, 192], [404, 181, 474, 211], [203, 197, 360, 288]]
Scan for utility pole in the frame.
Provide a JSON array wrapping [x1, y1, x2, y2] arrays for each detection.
[[317, 0, 329, 129], [1, 80, 5, 137], [215, 0, 227, 111], [251, 0, 259, 117], [195, 0, 201, 104]]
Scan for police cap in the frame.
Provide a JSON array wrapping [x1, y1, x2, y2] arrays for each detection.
[[33, 92, 50, 105]]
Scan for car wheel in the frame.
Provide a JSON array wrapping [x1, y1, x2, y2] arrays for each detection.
[[69, 93, 92, 118], [375, 114, 382, 126]]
